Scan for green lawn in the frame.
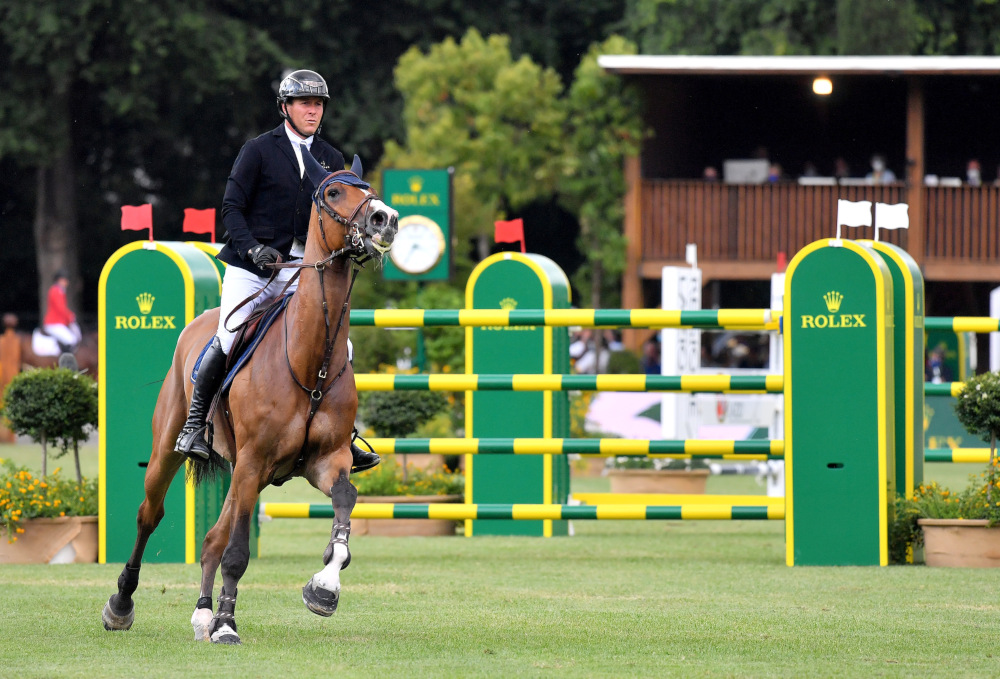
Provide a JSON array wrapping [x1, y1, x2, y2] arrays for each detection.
[[2, 442, 998, 677]]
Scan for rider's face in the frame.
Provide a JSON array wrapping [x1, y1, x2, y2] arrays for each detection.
[[284, 97, 325, 137]]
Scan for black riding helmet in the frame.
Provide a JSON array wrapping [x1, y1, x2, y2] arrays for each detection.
[[277, 69, 330, 137]]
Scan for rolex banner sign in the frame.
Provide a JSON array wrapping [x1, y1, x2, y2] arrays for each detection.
[[382, 169, 452, 281]]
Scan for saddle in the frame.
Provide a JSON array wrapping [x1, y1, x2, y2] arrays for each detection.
[[190, 294, 292, 394]]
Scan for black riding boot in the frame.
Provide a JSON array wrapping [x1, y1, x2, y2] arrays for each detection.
[[350, 430, 380, 473], [174, 337, 227, 461]]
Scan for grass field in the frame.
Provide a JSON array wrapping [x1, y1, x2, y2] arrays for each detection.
[[1, 443, 998, 678]]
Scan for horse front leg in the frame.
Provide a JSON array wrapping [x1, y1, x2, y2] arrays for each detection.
[[191, 489, 234, 641], [303, 470, 357, 616], [102, 449, 185, 631], [207, 467, 261, 645]]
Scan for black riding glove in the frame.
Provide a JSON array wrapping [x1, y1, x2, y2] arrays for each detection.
[[248, 244, 282, 268]]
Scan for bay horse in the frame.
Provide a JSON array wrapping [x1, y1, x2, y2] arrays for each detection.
[[1, 314, 99, 381], [101, 151, 397, 644]]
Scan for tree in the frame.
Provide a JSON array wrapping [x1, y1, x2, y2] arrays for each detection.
[[623, 0, 838, 55], [560, 36, 646, 310], [837, 0, 919, 55], [379, 29, 566, 263], [0, 1, 287, 320]]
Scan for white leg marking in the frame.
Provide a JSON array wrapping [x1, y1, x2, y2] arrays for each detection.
[[191, 608, 214, 642], [313, 543, 349, 592]]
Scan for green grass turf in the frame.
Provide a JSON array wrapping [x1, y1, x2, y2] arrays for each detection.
[[1, 443, 998, 677]]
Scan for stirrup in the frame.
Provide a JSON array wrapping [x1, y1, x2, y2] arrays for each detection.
[[175, 425, 211, 461], [350, 430, 380, 473]]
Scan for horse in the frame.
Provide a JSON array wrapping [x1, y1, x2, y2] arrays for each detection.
[[1, 314, 99, 381], [101, 152, 398, 644]]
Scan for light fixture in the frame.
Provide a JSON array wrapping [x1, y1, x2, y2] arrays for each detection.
[[812, 77, 833, 96]]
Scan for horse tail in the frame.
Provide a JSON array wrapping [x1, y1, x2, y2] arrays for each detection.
[[185, 449, 229, 486]]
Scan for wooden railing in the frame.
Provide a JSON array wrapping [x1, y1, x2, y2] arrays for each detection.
[[639, 181, 999, 267]]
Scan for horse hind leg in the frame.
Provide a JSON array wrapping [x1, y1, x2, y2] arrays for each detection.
[[303, 472, 357, 617]]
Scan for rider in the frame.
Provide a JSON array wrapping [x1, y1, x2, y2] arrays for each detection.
[[43, 270, 82, 353], [174, 69, 380, 474]]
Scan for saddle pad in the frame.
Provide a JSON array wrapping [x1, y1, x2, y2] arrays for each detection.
[[191, 295, 291, 393], [31, 329, 61, 357]]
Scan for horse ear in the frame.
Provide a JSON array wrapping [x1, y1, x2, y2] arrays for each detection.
[[300, 144, 329, 188], [350, 154, 363, 180]]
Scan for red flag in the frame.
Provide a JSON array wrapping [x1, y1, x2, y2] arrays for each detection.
[[183, 208, 216, 243], [121, 204, 153, 241], [494, 218, 525, 253]]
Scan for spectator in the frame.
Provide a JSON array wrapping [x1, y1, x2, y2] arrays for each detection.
[[702, 166, 719, 181], [866, 154, 897, 184], [640, 336, 661, 375], [966, 159, 982, 187]]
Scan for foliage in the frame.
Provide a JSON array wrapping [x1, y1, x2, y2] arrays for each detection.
[[570, 390, 597, 438], [0, 460, 97, 542], [836, 0, 919, 55], [889, 467, 1000, 564], [560, 35, 647, 309], [622, 0, 839, 55], [416, 284, 465, 374], [352, 455, 463, 497], [1, 368, 98, 475], [381, 28, 566, 262], [359, 389, 449, 439], [954, 371, 1000, 447], [890, 371, 1000, 563], [607, 349, 642, 375]]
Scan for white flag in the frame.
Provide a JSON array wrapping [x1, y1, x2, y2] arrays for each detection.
[[837, 199, 873, 227], [875, 202, 909, 230]]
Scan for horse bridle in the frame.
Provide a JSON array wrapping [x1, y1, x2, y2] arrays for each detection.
[[311, 170, 381, 263]]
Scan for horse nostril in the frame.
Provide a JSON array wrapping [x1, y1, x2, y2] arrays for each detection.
[[370, 210, 387, 228]]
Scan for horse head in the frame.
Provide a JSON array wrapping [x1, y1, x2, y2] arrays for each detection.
[[301, 148, 397, 262]]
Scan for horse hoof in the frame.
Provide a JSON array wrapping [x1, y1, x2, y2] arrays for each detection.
[[102, 597, 134, 631], [210, 622, 241, 645], [302, 577, 339, 617]]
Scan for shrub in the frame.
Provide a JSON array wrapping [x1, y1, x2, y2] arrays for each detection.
[[360, 389, 448, 439], [1, 367, 98, 480], [353, 455, 463, 497]]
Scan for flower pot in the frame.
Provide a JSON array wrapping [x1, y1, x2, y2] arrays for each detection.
[[918, 518, 1000, 568], [353, 495, 461, 537], [570, 456, 608, 478], [0, 516, 98, 564], [607, 469, 710, 494]]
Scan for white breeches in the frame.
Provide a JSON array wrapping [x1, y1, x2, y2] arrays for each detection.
[[216, 265, 352, 361], [43, 323, 82, 347]]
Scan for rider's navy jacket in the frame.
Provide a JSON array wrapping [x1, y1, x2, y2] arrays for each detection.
[[218, 124, 344, 276]]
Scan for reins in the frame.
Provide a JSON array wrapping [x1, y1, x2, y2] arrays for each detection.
[[246, 171, 376, 484]]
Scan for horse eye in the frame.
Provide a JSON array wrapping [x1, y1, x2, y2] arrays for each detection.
[[327, 187, 339, 200]]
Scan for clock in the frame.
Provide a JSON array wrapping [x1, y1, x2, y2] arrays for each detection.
[[389, 215, 446, 275]]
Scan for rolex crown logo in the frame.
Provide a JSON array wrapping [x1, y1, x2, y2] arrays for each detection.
[[823, 291, 843, 313], [136, 292, 155, 315], [408, 176, 424, 193], [499, 297, 518, 311]]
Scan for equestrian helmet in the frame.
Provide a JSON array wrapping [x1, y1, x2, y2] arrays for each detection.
[[277, 69, 329, 117]]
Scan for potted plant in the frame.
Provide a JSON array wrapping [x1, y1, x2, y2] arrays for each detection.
[[2, 367, 98, 481], [0, 366, 99, 563], [359, 388, 449, 471], [605, 456, 710, 494], [891, 371, 1000, 567], [351, 455, 464, 536], [0, 460, 98, 563]]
